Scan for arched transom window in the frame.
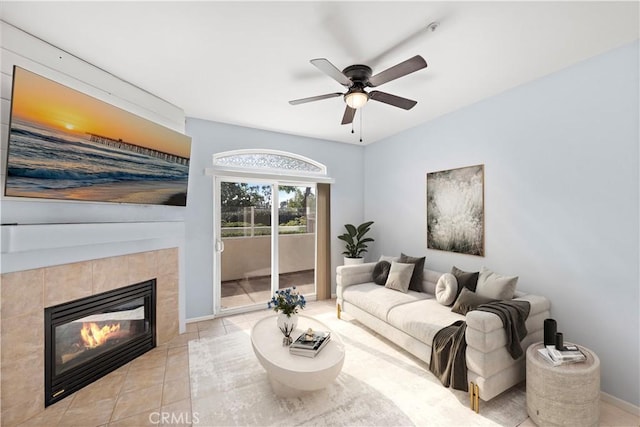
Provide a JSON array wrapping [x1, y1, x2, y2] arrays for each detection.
[[209, 149, 332, 182]]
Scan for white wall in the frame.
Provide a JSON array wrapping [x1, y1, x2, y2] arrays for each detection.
[[364, 41, 639, 407], [184, 118, 364, 319]]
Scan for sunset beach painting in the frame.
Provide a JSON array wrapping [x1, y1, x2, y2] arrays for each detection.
[[4, 66, 192, 206]]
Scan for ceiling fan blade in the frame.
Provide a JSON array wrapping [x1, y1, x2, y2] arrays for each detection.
[[310, 58, 352, 86], [368, 55, 427, 87], [369, 91, 418, 110], [341, 106, 356, 125], [289, 92, 343, 105]]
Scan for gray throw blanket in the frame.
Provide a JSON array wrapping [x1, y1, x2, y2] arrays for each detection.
[[429, 300, 531, 392]]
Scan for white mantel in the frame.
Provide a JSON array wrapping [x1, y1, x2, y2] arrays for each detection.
[[1, 221, 185, 273]]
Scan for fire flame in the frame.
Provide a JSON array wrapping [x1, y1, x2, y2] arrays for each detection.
[[80, 322, 121, 349]]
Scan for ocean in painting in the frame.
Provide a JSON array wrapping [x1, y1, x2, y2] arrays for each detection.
[[5, 121, 190, 206]]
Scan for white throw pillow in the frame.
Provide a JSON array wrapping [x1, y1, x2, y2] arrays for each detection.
[[384, 261, 414, 293], [435, 273, 458, 306], [475, 266, 518, 300]]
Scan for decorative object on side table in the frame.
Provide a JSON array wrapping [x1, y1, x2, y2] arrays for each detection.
[[267, 287, 306, 346], [538, 319, 587, 366], [338, 221, 374, 265]]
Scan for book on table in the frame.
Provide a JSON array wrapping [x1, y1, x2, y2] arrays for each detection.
[[538, 345, 587, 366], [289, 330, 331, 358]]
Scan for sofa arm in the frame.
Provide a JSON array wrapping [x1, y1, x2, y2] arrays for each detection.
[[465, 294, 551, 356], [336, 263, 376, 295], [465, 294, 551, 333]]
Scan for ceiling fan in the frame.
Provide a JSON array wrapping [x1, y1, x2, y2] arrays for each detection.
[[289, 55, 427, 125]]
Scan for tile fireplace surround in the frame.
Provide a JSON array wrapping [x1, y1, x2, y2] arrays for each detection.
[[0, 248, 180, 426]]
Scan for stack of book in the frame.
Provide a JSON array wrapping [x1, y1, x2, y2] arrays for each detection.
[[538, 344, 587, 366], [289, 329, 331, 358]]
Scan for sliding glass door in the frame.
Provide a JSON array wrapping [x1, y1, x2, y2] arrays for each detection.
[[214, 178, 316, 314], [277, 184, 316, 299]]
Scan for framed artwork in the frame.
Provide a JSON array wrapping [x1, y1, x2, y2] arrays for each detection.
[[4, 66, 192, 206], [426, 164, 484, 256]]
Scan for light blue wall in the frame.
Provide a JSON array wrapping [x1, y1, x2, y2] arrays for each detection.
[[364, 41, 639, 406], [184, 119, 364, 319]]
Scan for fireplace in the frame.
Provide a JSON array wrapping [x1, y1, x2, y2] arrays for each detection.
[[44, 279, 156, 406]]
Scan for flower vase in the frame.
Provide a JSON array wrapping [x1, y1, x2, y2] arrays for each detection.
[[277, 312, 298, 346]]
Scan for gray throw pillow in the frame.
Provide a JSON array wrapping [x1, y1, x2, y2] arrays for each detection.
[[399, 253, 425, 292], [451, 266, 479, 297], [475, 266, 518, 300], [372, 261, 391, 285], [384, 261, 414, 293], [451, 287, 497, 315]]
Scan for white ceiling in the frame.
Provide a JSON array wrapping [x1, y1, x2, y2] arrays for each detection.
[[1, 1, 638, 145]]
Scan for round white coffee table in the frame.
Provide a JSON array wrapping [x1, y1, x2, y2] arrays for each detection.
[[251, 314, 345, 397]]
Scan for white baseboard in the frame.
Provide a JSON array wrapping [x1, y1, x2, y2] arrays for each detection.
[[186, 314, 216, 323], [601, 391, 640, 416]]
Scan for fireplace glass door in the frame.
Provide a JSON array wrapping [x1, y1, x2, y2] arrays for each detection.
[[45, 280, 156, 406], [54, 296, 147, 376]]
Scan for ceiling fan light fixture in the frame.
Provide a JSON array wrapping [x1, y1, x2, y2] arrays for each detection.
[[344, 90, 369, 109]]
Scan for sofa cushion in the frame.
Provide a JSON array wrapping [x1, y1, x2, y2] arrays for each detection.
[[451, 287, 497, 315], [400, 253, 426, 292], [387, 298, 464, 345], [435, 273, 458, 305], [372, 261, 391, 285], [451, 266, 479, 297], [475, 266, 518, 300], [341, 282, 429, 321], [385, 261, 414, 293]]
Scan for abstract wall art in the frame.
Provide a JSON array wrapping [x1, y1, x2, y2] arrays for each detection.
[[426, 164, 484, 256]]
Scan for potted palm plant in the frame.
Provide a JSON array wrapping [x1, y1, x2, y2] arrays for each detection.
[[338, 221, 374, 265]]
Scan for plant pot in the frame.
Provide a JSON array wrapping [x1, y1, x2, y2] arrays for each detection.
[[344, 257, 364, 266]]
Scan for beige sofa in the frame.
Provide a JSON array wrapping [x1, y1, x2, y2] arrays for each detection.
[[336, 262, 551, 407]]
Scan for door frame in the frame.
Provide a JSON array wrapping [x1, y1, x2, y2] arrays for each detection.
[[206, 149, 334, 317]]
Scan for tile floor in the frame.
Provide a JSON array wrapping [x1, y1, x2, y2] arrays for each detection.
[[16, 299, 639, 427]]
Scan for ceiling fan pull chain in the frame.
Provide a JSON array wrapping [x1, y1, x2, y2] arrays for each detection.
[[360, 109, 363, 143], [351, 121, 354, 134]]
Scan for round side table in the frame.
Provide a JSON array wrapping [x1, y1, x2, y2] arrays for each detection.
[[526, 342, 600, 426]]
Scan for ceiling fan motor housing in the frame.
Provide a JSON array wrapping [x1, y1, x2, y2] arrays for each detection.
[[342, 64, 373, 85]]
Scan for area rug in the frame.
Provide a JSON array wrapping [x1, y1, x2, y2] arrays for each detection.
[[189, 312, 527, 426]]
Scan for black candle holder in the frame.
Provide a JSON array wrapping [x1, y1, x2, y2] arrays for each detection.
[[544, 318, 557, 346]]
